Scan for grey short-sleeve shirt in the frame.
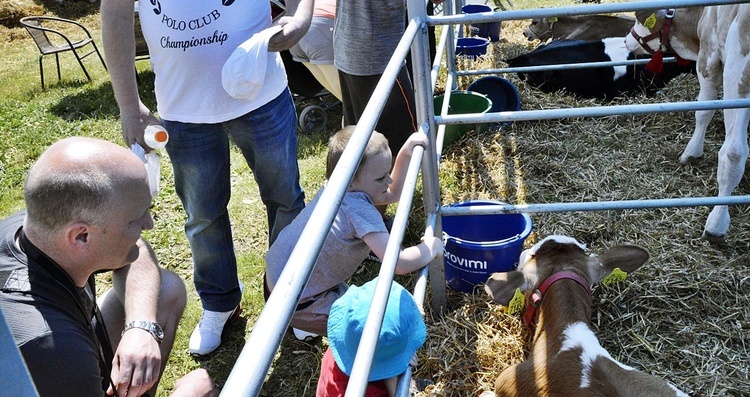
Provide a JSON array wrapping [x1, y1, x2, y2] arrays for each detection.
[[265, 189, 387, 300]]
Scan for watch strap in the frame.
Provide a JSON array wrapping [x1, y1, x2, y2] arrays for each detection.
[[122, 320, 164, 344]]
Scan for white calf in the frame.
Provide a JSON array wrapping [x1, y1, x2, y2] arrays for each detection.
[[626, 6, 750, 243]]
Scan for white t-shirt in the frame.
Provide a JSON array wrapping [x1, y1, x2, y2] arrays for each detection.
[[137, 0, 287, 123]]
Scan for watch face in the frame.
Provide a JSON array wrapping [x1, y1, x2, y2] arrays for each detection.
[[145, 322, 164, 341]]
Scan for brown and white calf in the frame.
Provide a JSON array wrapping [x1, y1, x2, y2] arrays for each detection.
[[523, 14, 635, 42], [625, 6, 750, 243], [484, 236, 687, 397]]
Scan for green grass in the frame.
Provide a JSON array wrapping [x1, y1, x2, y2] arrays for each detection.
[[0, 3, 340, 394]]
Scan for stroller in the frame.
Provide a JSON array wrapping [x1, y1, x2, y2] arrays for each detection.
[[272, 0, 340, 134]]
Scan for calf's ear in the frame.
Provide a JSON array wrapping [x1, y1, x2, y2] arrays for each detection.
[[591, 245, 650, 282], [485, 271, 526, 305]]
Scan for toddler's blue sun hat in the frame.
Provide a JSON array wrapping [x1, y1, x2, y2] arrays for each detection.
[[327, 278, 427, 381]]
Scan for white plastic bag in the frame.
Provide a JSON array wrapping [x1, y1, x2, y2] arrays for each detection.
[[131, 143, 160, 197]]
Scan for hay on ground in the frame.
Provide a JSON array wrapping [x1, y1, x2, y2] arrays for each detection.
[[415, 16, 750, 397]]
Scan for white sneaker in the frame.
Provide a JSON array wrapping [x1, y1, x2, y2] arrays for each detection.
[[189, 281, 243, 356], [292, 328, 319, 341]]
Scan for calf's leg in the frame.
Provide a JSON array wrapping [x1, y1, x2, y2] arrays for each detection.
[[680, 72, 719, 164], [703, 36, 750, 242], [704, 107, 750, 242]]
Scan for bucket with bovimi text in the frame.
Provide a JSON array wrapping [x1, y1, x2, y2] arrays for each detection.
[[442, 200, 532, 293]]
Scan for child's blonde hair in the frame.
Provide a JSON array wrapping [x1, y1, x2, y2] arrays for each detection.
[[326, 126, 390, 180]]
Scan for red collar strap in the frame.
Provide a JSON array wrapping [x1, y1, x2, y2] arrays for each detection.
[[632, 9, 688, 74], [522, 271, 592, 330], [631, 9, 675, 55]]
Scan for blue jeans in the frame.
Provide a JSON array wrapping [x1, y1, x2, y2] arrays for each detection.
[[163, 89, 305, 312]]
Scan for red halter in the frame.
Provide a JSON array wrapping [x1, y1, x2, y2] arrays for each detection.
[[523, 271, 592, 330], [629, 9, 676, 55], [629, 9, 687, 73]]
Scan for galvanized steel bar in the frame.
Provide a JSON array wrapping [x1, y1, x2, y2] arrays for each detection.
[[458, 56, 682, 76], [435, 98, 750, 125], [413, 212, 438, 308], [429, 0, 749, 26], [394, 367, 415, 397], [431, 8, 452, 90], [342, 4, 446, 394], [408, 0, 447, 343], [345, 146, 425, 396], [441, 196, 750, 216], [435, 84, 454, 156]]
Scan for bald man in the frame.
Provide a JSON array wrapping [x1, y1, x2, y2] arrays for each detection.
[[0, 137, 214, 397]]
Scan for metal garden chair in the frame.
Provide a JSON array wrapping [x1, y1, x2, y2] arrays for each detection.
[[20, 16, 107, 88]]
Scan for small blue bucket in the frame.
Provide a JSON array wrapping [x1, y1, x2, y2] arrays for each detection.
[[442, 201, 533, 293], [456, 37, 489, 59], [461, 4, 502, 42]]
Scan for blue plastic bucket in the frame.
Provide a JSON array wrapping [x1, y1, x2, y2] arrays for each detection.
[[442, 201, 533, 293], [461, 4, 502, 42], [467, 76, 521, 128], [456, 37, 489, 59]]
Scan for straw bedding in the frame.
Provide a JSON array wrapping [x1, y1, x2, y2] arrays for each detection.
[[414, 19, 750, 396]]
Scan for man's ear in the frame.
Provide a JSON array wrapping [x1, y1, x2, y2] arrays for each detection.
[[64, 222, 92, 249], [484, 271, 526, 305]]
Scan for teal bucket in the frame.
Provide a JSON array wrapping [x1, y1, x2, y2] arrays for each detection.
[[442, 201, 533, 293], [433, 91, 492, 147]]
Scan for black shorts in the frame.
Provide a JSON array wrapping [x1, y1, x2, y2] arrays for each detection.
[[338, 65, 417, 154]]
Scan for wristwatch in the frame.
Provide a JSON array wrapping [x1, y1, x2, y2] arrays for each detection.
[[122, 320, 164, 344]]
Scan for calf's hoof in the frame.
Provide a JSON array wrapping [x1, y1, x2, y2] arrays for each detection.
[[702, 231, 727, 246], [679, 154, 703, 165]]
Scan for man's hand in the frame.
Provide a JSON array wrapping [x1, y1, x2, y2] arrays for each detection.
[[107, 328, 162, 397], [170, 369, 217, 397], [268, 0, 313, 52], [120, 103, 162, 152]]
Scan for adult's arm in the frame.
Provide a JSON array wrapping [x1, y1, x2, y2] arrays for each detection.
[[108, 239, 162, 397], [101, 0, 161, 150], [268, 0, 314, 51]]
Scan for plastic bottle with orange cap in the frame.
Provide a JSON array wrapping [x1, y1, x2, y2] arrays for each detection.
[[144, 125, 169, 149], [131, 125, 169, 197]]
